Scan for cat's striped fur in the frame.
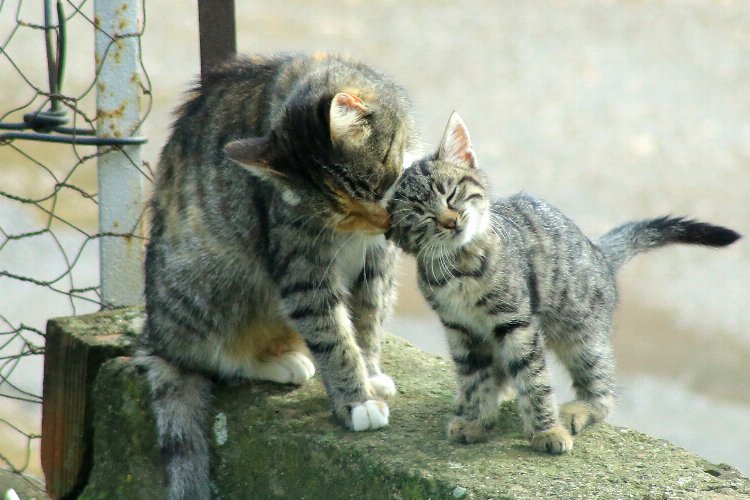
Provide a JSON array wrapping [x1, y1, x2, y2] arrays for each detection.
[[387, 113, 740, 454], [136, 53, 416, 499]]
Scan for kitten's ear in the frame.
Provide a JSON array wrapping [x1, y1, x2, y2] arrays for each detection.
[[224, 136, 284, 178], [330, 92, 371, 145], [437, 112, 477, 169]]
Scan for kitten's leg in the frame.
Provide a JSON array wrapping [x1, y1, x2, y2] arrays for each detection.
[[350, 242, 398, 399], [443, 324, 500, 444], [500, 323, 572, 454], [553, 328, 617, 435]]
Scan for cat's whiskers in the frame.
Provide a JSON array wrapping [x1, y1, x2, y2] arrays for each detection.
[[441, 243, 462, 277], [489, 212, 512, 244], [493, 210, 522, 235], [391, 211, 414, 229], [415, 238, 440, 294], [361, 239, 369, 291], [313, 231, 358, 302], [436, 247, 458, 292]]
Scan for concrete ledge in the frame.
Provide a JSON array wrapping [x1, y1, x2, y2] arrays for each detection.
[[55, 309, 749, 499]]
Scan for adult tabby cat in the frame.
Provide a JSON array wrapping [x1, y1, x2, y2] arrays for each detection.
[[136, 53, 416, 499], [386, 113, 740, 454]]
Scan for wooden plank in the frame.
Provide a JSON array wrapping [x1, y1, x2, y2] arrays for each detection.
[[40, 308, 143, 499]]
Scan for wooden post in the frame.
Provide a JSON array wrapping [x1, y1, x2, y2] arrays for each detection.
[[198, 0, 237, 77], [40, 309, 142, 499]]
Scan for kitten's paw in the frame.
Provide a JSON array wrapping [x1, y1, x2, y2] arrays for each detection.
[[559, 401, 593, 435], [369, 373, 397, 399], [448, 416, 487, 444], [498, 384, 517, 403], [530, 425, 573, 454], [250, 351, 315, 385], [350, 400, 390, 431]]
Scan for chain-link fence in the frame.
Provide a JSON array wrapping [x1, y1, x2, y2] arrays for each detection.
[[0, 0, 151, 490]]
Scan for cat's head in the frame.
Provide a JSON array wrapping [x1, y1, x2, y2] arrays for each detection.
[[224, 80, 413, 235], [386, 112, 490, 255]]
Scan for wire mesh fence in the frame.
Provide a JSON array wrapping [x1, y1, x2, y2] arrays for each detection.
[[0, 0, 151, 487]]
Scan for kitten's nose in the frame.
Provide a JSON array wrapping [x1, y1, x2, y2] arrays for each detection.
[[437, 210, 459, 231]]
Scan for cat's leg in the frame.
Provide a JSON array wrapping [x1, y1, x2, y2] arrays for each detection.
[[275, 258, 388, 431], [350, 242, 398, 399], [553, 324, 617, 435], [443, 323, 500, 444], [500, 322, 572, 454]]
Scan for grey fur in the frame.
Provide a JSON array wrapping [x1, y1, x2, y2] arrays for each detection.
[[387, 113, 740, 453], [137, 53, 416, 499]]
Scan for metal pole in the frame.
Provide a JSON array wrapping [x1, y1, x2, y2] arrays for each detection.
[[198, 0, 237, 77], [95, 0, 144, 307]]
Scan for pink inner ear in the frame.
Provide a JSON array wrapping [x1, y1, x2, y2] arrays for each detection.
[[440, 113, 478, 168], [448, 126, 475, 163], [460, 149, 476, 164], [335, 93, 366, 113]]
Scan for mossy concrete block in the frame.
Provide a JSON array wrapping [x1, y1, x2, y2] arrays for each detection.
[[73, 310, 750, 499]]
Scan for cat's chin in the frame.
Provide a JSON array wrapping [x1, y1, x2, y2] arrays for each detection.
[[425, 236, 474, 258], [456, 227, 477, 247]]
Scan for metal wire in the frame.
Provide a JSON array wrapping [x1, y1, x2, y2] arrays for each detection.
[[0, 0, 152, 486]]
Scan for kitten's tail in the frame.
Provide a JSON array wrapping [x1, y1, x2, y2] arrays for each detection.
[[596, 216, 741, 272], [135, 347, 212, 500]]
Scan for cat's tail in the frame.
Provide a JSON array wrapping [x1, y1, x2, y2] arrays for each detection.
[[596, 216, 740, 272], [134, 347, 212, 500]]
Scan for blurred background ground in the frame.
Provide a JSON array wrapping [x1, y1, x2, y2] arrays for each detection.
[[1, 0, 748, 483]]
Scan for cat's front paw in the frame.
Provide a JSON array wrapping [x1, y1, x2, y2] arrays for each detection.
[[447, 416, 487, 444], [248, 351, 315, 385], [369, 373, 397, 399], [559, 401, 592, 435], [350, 400, 390, 431], [530, 425, 573, 454]]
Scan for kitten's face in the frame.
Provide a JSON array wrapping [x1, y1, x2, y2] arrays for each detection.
[[387, 158, 490, 256]]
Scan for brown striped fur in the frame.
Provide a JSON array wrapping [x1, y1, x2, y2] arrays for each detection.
[[136, 53, 417, 499]]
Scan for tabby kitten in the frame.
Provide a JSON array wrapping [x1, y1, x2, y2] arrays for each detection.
[[387, 113, 740, 454], [136, 53, 416, 499]]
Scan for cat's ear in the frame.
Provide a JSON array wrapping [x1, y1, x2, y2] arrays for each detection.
[[330, 92, 371, 145], [437, 112, 477, 169], [224, 135, 283, 178]]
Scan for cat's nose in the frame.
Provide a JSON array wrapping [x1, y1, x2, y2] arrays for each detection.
[[437, 210, 459, 231]]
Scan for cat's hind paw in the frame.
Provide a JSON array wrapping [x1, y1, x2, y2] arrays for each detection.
[[248, 351, 315, 385], [530, 425, 573, 454], [448, 416, 487, 444], [369, 373, 397, 399], [351, 400, 390, 431]]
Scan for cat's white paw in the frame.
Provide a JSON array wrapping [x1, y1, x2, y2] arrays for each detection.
[[351, 400, 390, 431], [369, 373, 397, 399], [250, 351, 315, 385]]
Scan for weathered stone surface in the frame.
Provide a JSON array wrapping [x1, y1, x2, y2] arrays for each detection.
[[0, 469, 46, 499], [74, 309, 750, 499]]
